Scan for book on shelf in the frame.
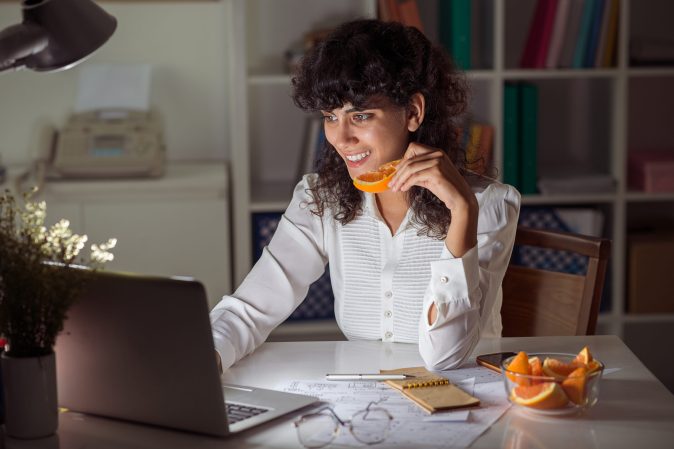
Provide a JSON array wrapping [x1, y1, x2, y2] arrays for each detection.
[[584, 0, 606, 68], [559, 0, 586, 68], [572, 0, 596, 68], [439, 0, 471, 70], [378, 0, 424, 33], [398, 0, 423, 32], [503, 83, 521, 189], [546, 0, 572, 68], [594, 0, 613, 67], [520, 0, 549, 68], [519, 83, 539, 195], [463, 121, 494, 176], [599, 0, 619, 67], [534, 0, 560, 68], [628, 150, 674, 193], [471, 0, 493, 70]]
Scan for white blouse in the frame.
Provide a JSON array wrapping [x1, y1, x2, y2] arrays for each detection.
[[210, 174, 520, 371]]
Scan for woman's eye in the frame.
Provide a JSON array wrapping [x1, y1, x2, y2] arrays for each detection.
[[353, 113, 371, 121], [322, 115, 336, 123]]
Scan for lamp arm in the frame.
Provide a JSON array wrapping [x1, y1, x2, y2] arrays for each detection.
[[0, 23, 48, 72]]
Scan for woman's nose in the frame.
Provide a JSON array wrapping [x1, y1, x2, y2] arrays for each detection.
[[329, 122, 358, 151]]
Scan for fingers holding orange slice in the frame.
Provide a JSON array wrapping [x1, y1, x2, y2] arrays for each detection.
[[353, 159, 401, 193]]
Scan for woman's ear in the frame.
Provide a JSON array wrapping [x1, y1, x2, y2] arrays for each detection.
[[407, 93, 426, 132]]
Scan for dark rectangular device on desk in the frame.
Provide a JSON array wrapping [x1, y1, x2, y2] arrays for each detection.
[[55, 270, 318, 436]]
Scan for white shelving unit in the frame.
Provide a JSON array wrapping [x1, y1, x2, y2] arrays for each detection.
[[227, 0, 674, 341]]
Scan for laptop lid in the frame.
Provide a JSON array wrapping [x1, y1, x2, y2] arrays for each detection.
[[56, 270, 231, 436]]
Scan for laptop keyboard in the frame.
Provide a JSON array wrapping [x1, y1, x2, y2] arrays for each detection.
[[226, 402, 270, 424]]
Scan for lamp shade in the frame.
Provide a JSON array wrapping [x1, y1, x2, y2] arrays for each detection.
[[0, 0, 117, 72]]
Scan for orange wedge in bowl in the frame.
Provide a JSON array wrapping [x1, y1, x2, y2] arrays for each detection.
[[505, 351, 532, 385], [542, 358, 583, 381], [353, 159, 401, 193], [562, 366, 589, 405], [510, 382, 569, 410]]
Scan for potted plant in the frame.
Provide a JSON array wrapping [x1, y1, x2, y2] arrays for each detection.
[[0, 188, 116, 439]]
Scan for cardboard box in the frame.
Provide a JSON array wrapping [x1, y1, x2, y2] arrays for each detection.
[[628, 150, 674, 193], [628, 232, 674, 314]]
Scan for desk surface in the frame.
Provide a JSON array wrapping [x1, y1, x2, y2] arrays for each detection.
[[15, 335, 674, 449]]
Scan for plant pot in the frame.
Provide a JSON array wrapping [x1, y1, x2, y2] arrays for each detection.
[[1, 352, 58, 439]]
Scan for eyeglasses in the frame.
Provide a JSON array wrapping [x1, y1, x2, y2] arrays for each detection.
[[293, 401, 394, 448]]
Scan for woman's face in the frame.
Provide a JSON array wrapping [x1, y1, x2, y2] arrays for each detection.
[[321, 96, 416, 179]]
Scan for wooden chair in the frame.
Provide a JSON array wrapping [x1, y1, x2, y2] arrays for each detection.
[[501, 226, 611, 337]]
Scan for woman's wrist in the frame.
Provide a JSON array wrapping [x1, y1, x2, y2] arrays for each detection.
[[444, 196, 478, 257]]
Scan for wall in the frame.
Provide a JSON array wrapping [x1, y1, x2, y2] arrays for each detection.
[[0, 1, 231, 165]]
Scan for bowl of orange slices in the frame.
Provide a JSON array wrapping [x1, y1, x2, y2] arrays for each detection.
[[501, 346, 604, 416]]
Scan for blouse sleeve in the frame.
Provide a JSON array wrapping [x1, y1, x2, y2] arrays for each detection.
[[209, 175, 327, 370], [418, 183, 521, 370]]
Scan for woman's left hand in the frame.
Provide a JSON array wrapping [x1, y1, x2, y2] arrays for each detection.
[[388, 142, 476, 212]]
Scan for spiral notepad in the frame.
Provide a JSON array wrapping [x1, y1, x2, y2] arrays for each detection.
[[380, 366, 480, 413]]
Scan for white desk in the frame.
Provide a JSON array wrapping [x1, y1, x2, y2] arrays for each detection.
[[7, 335, 674, 449]]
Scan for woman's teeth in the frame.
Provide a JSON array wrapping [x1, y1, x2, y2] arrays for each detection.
[[346, 151, 370, 162]]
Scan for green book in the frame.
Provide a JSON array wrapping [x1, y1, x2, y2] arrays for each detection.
[[503, 83, 520, 189], [439, 0, 471, 70], [572, 0, 596, 68], [519, 83, 539, 195]]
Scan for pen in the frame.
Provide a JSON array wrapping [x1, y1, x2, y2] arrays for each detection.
[[325, 374, 415, 381]]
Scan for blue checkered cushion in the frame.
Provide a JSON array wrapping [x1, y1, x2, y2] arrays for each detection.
[[252, 212, 335, 320], [514, 207, 589, 275]]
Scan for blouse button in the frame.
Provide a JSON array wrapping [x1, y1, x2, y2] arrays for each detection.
[[440, 276, 449, 284], [384, 291, 393, 298], [385, 331, 393, 339], [384, 310, 392, 318]]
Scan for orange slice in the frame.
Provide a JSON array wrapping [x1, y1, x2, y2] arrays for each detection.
[[505, 351, 531, 385], [562, 366, 588, 405], [353, 159, 401, 193], [528, 356, 544, 382], [510, 382, 569, 410], [542, 358, 583, 381], [575, 346, 593, 365]]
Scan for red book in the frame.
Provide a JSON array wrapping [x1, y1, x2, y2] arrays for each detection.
[[398, 0, 424, 33], [534, 0, 560, 68], [520, 0, 551, 68]]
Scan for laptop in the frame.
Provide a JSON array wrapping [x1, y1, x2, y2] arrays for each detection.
[[55, 270, 319, 437]]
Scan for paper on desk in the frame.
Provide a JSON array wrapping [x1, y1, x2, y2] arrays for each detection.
[[276, 377, 509, 448], [75, 64, 152, 112]]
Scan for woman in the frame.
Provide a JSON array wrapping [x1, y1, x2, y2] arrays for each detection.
[[210, 19, 520, 371]]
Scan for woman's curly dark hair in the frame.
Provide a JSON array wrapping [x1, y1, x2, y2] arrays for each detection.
[[292, 19, 469, 239]]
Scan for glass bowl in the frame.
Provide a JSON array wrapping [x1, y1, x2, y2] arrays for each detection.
[[501, 352, 604, 416]]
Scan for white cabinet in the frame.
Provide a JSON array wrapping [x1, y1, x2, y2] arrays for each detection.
[[38, 163, 231, 309]]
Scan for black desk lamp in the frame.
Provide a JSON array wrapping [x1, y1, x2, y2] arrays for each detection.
[[0, 0, 117, 73]]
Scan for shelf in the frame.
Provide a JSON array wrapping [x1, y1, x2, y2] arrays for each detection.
[[248, 73, 292, 85], [621, 314, 674, 323], [625, 191, 674, 202], [521, 194, 617, 205], [250, 180, 295, 212], [628, 67, 674, 77], [503, 69, 619, 80]]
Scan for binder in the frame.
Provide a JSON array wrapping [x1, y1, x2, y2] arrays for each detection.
[[503, 83, 521, 189], [520, 83, 539, 195], [380, 366, 480, 413]]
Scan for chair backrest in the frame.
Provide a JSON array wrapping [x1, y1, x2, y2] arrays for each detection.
[[501, 226, 611, 337]]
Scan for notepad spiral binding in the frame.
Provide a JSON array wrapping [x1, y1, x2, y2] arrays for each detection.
[[401, 379, 450, 389]]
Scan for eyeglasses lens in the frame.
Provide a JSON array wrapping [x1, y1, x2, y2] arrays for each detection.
[[350, 407, 391, 444], [296, 412, 339, 448]]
